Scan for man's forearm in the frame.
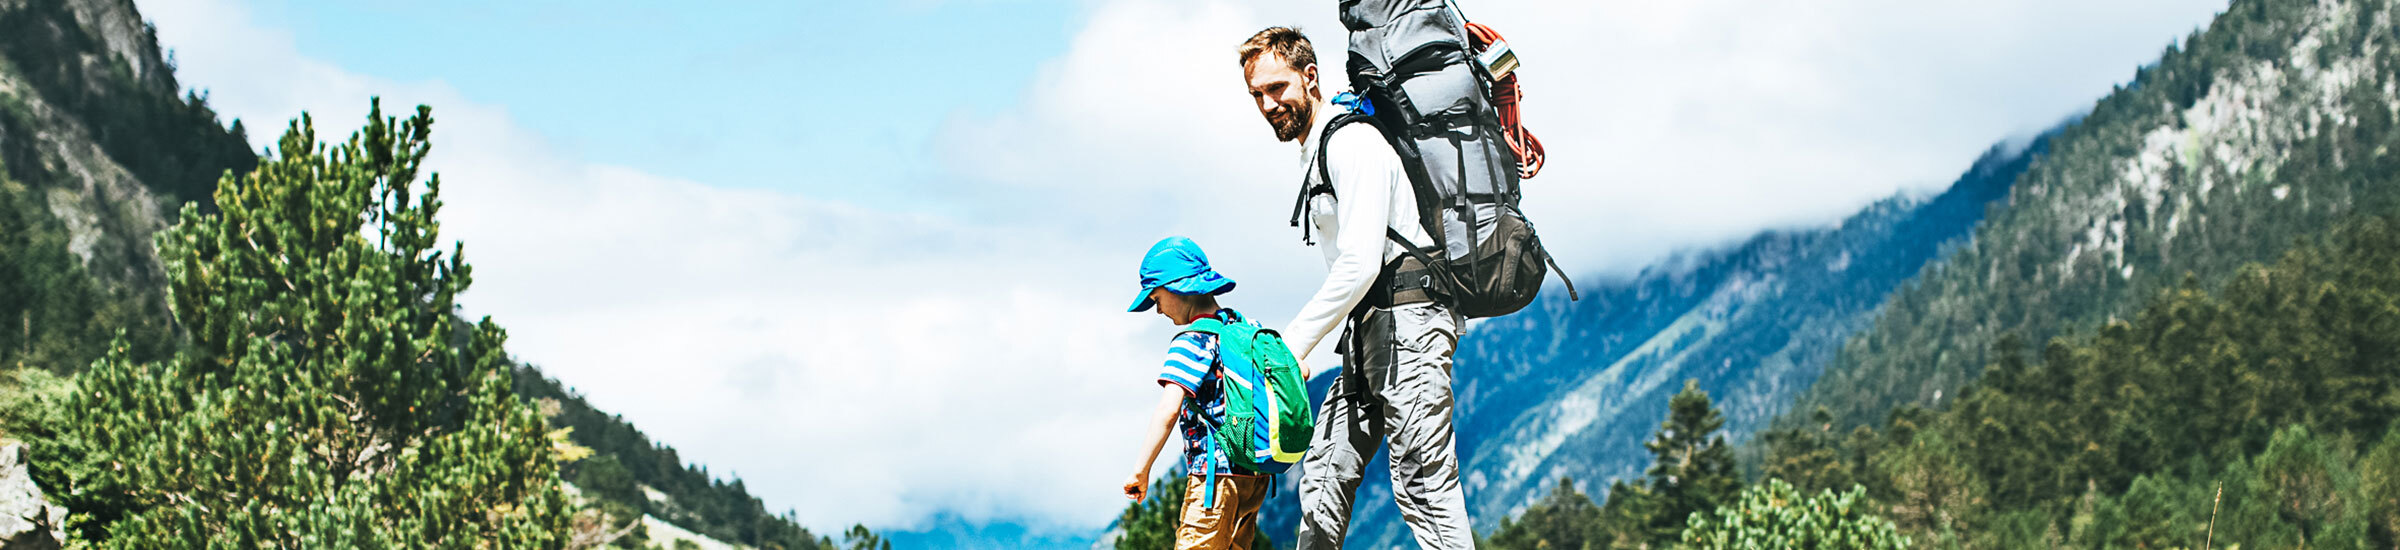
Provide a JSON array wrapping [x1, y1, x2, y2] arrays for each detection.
[[1283, 257, 1377, 358]]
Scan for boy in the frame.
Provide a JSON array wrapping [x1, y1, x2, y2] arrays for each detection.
[[1121, 236, 1269, 550]]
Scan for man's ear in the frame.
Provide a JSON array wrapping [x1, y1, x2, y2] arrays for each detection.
[[1302, 63, 1321, 98]]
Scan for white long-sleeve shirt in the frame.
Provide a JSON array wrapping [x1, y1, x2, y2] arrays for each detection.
[[1280, 102, 1434, 360]]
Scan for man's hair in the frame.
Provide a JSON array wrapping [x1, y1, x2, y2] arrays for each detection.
[[1238, 27, 1315, 74]]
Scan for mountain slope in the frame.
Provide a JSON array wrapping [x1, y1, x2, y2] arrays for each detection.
[[516, 366, 837, 550], [0, 2, 857, 547], [0, 0, 254, 371], [1293, 132, 2052, 548], [1795, 0, 2400, 436]]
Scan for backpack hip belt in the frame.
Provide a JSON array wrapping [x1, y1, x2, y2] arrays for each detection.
[[1360, 254, 1439, 313]]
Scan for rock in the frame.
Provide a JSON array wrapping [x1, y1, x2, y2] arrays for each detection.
[[0, 442, 62, 550]]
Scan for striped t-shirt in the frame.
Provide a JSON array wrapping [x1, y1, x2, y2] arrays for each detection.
[[1157, 308, 1250, 476]]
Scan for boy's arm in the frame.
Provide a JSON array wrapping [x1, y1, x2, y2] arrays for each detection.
[[1123, 384, 1187, 501]]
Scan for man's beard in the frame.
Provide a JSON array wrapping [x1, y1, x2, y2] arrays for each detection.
[[1271, 99, 1312, 142]]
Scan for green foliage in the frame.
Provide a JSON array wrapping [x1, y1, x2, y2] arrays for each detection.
[[0, 177, 139, 373], [1794, 0, 2400, 436], [1641, 381, 1741, 543], [1485, 478, 1605, 550], [0, 0, 256, 205], [1681, 479, 1908, 549], [841, 524, 890, 550], [46, 101, 570, 548], [1762, 211, 2400, 547], [0, 0, 254, 378], [1759, 407, 1860, 498], [1486, 382, 1742, 549], [2361, 426, 2400, 546]]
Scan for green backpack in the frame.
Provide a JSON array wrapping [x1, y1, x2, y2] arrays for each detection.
[[1183, 316, 1316, 507]]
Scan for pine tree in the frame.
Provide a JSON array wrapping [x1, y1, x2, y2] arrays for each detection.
[[1680, 479, 1908, 550], [1485, 477, 1605, 550], [1638, 380, 1740, 545], [49, 100, 571, 547], [1761, 407, 1852, 494]]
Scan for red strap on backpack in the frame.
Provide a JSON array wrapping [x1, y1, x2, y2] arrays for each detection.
[[1466, 22, 1546, 179]]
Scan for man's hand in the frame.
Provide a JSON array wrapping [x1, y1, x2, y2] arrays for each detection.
[[1298, 358, 1314, 380], [1123, 472, 1150, 501]]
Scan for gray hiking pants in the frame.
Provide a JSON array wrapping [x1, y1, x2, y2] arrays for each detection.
[[1296, 302, 1473, 550]]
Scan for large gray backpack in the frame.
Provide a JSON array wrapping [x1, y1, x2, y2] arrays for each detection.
[[1294, 0, 1576, 318]]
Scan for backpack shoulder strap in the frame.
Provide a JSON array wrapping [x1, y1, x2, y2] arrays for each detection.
[[1181, 317, 1229, 338], [1292, 112, 1378, 243], [1308, 110, 1449, 261]]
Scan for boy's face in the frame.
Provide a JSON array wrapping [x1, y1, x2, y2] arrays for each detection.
[[1151, 288, 1202, 325]]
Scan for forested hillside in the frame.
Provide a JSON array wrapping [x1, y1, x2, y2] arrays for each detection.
[[0, 1, 865, 548], [518, 366, 844, 550], [1469, 0, 2400, 547], [1797, 0, 2400, 433], [1750, 213, 2400, 547], [1480, 215, 2400, 548], [0, 0, 253, 372]]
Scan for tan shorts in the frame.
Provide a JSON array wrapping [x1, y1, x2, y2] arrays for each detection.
[[1176, 474, 1269, 550]]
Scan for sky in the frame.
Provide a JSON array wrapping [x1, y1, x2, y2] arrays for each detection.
[[135, 0, 2231, 540]]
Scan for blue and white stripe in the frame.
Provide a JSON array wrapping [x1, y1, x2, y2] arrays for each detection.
[[1158, 332, 1216, 393]]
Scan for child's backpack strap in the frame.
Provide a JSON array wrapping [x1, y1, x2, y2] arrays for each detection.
[[1181, 317, 1229, 509], [1181, 317, 1229, 338]]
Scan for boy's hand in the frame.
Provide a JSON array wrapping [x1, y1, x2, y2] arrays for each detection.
[[1123, 473, 1149, 501]]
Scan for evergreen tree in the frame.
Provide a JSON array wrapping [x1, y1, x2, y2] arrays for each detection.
[[1760, 407, 1853, 494], [1593, 480, 1658, 550], [2362, 426, 2400, 547], [1485, 477, 1605, 550], [48, 101, 570, 547], [841, 524, 890, 550], [1639, 380, 1740, 544], [1680, 479, 1908, 550], [2250, 425, 2367, 547]]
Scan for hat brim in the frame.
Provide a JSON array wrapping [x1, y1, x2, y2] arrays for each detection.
[[1128, 271, 1236, 312], [1164, 271, 1236, 297], [1127, 284, 1164, 312]]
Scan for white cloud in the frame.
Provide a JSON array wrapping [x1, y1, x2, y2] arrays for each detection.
[[140, 0, 1187, 534], [142, 0, 2233, 538], [941, 0, 2231, 276]]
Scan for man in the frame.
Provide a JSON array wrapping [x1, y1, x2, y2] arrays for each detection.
[[1237, 27, 1474, 550]]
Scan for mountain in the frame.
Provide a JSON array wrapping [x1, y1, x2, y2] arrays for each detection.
[[1268, 131, 2053, 548], [1347, 0, 2400, 542], [516, 366, 841, 549], [1794, 0, 2400, 436], [0, 2, 858, 547], [0, 0, 255, 372]]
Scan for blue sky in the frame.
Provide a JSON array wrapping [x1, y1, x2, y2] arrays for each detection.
[[234, 0, 1077, 207], [138, 0, 2233, 543]]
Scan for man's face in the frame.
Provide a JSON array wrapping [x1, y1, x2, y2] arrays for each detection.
[[1244, 53, 1318, 143]]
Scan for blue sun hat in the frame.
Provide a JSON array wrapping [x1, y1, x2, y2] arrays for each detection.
[[1128, 236, 1237, 312]]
